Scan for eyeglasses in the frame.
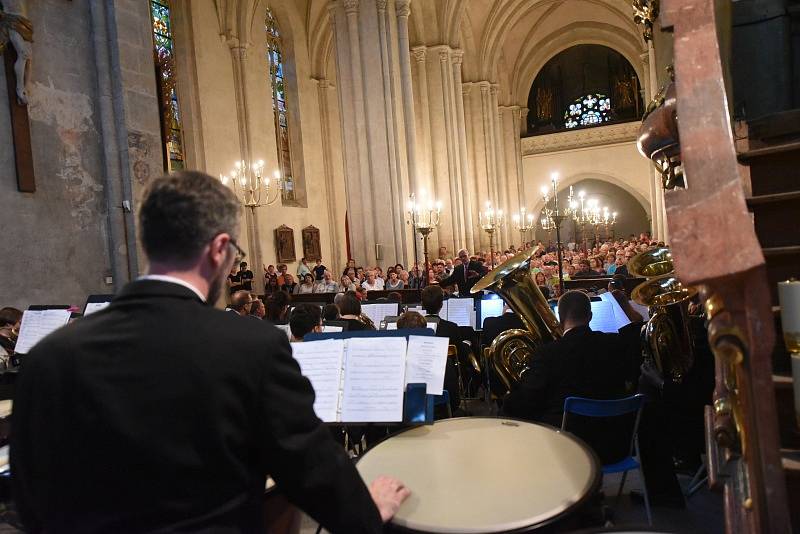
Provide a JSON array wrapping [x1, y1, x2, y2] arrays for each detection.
[[229, 239, 247, 263]]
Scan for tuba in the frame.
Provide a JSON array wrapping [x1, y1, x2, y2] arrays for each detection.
[[471, 249, 563, 393], [629, 247, 697, 383]]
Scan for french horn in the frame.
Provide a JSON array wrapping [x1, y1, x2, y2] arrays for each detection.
[[629, 247, 697, 383], [471, 249, 563, 393]]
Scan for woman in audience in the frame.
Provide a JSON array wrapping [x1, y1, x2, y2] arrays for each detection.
[[399, 270, 410, 288], [265, 291, 290, 324], [337, 292, 375, 331], [295, 273, 315, 294], [385, 270, 404, 290], [282, 273, 297, 294], [589, 257, 606, 276], [534, 271, 552, 299], [339, 275, 357, 292]]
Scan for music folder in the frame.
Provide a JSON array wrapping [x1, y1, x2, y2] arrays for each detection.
[[291, 335, 448, 423], [84, 294, 115, 316]]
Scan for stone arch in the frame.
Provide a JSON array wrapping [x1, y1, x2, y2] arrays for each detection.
[[531, 175, 651, 242], [512, 21, 646, 106]]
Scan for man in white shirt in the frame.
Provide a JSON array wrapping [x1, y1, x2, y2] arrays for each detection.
[[314, 271, 339, 293]]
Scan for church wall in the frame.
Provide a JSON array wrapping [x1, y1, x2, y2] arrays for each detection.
[[1, 0, 161, 309], [522, 139, 653, 235]]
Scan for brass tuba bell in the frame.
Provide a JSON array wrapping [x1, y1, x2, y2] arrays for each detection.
[[629, 247, 698, 383], [471, 249, 563, 393]]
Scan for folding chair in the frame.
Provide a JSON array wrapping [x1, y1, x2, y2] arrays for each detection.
[[561, 394, 650, 526]]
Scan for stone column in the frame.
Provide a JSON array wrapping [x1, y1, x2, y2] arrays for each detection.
[[451, 50, 476, 252], [395, 0, 417, 194], [436, 46, 462, 252], [314, 78, 343, 266], [463, 83, 486, 251], [479, 82, 498, 210], [412, 47, 433, 187], [490, 85, 508, 248]]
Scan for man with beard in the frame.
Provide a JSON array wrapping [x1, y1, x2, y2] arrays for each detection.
[[11, 171, 408, 533]]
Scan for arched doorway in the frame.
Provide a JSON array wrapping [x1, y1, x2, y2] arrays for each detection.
[[534, 178, 650, 244]]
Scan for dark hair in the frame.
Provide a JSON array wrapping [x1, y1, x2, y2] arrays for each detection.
[[290, 304, 322, 340], [397, 311, 426, 329], [421, 285, 444, 314], [338, 291, 362, 316], [266, 291, 291, 321], [322, 304, 340, 321], [609, 274, 626, 291], [0, 307, 22, 327], [557, 290, 592, 325], [248, 298, 264, 317], [138, 171, 240, 263], [387, 291, 402, 302]]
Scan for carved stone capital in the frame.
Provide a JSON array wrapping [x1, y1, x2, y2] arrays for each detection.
[[462, 84, 472, 96], [438, 48, 450, 63], [343, 0, 359, 14], [396, 0, 411, 18], [478, 81, 491, 94], [451, 49, 464, 65], [376, 0, 388, 12], [489, 84, 499, 96], [412, 46, 427, 63]]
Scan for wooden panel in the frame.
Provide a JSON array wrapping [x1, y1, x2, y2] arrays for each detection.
[[3, 46, 34, 193]]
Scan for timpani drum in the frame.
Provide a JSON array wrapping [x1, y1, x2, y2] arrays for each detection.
[[357, 417, 600, 533]]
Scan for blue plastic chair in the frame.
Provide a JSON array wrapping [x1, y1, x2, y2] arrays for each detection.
[[561, 394, 650, 525]]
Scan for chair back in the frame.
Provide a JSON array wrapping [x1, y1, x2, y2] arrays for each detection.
[[561, 394, 645, 465]]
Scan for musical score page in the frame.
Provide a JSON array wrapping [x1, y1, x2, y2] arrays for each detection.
[[341, 337, 406, 422], [589, 299, 630, 333], [15, 310, 72, 354], [446, 298, 475, 328], [361, 303, 399, 327], [291, 340, 345, 423], [404, 335, 448, 395], [598, 292, 633, 331], [84, 302, 111, 316]]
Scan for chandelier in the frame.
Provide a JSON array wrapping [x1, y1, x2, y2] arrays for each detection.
[[220, 160, 283, 209]]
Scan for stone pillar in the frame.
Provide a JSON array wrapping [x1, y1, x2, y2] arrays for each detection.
[[489, 85, 507, 248], [451, 50, 476, 252], [479, 82, 498, 212], [395, 0, 417, 194], [314, 78, 343, 266], [436, 46, 462, 252], [463, 83, 487, 252], [412, 47, 433, 188]]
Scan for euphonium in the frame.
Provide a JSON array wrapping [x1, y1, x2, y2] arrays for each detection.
[[629, 247, 698, 383], [471, 249, 563, 393]]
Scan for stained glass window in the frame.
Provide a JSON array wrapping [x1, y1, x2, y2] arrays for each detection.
[[151, 0, 185, 171], [564, 94, 612, 129], [265, 8, 295, 202]]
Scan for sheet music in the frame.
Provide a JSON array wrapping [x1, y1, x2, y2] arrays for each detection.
[[405, 305, 425, 315], [321, 325, 343, 333], [84, 302, 111, 316], [479, 298, 504, 328], [446, 298, 474, 327], [404, 335, 448, 395], [361, 303, 399, 327], [440, 300, 449, 320], [589, 300, 629, 333], [274, 324, 292, 339], [291, 340, 345, 423], [598, 292, 633, 331], [15, 310, 72, 354], [426, 322, 438, 332], [386, 322, 398, 330], [341, 337, 406, 422]]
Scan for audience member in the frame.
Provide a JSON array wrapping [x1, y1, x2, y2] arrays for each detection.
[[289, 304, 323, 341], [313, 258, 327, 281], [248, 298, 265, 319], [296, 273, 315, 294], [226, 265, 242, 295], [282, 273, 297, 294], [362, 271, 384, 291], [385, 271, 404, 290], [314, 271, 339, 293], [237, 261, 254, 291], [297, 258, 312, 278]]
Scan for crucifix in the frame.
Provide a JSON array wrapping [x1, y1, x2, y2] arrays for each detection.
[[1, 0, 34, 192]]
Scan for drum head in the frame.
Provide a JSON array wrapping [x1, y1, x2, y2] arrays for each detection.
[[357, 417, 600, 533]]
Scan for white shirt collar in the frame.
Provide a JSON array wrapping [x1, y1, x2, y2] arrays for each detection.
[[139, 274, 206, 302]]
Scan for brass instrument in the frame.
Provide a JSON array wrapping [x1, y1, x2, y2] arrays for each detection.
[[629, 247, 698, 382], [357, 313, 376, 330], [471, 249, 563, 393]]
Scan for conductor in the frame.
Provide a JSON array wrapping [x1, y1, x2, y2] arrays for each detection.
[[10, 171, 409, 533]]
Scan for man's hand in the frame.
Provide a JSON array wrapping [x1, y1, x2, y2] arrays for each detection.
[[369, 475, 410, 523]]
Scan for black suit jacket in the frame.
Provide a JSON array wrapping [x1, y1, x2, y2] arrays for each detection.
[[425, 315, 462, 411], [439, 261, 486, 295], [11, 280, 382, 534], [481, 312, 525, 348], [502, 325, 629, 428]]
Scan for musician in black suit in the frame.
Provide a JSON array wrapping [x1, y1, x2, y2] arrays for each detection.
[[502, 291, 629, 428], [11, 171, 409, 534], [481, 305, 525, 348], [439, 249, 487, 295]]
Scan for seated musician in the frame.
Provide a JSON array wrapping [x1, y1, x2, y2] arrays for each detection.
[[337, 291, 375, 331], [421, 286, 465, 412], [10, 171, 409, 533], [289, 303, 323, 341], [502, 291, 629, 427], [396, 311, 427, 329], [481, 302, 524, 349]]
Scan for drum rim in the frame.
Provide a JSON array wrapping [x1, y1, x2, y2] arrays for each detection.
[[356, 416, 603, 534]]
